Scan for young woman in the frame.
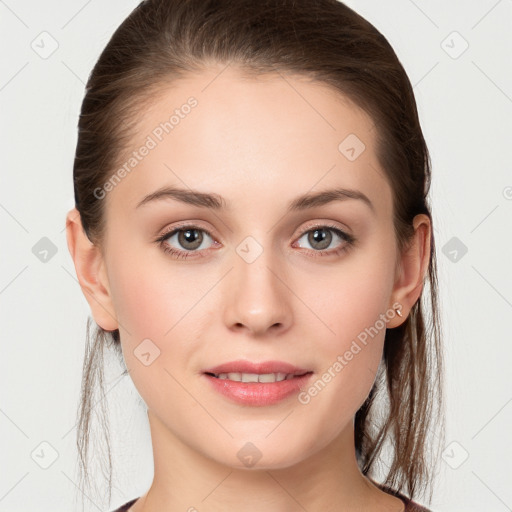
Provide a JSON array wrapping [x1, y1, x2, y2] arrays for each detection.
[[66, 1, 444, 511]]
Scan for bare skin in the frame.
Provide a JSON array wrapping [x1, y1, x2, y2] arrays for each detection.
[[67, 65, 430, 512]]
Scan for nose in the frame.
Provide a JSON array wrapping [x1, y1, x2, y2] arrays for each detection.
[[222, 245, 293, 337]]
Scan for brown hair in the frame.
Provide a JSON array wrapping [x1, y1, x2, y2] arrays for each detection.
[[72, 0, 444, 508]]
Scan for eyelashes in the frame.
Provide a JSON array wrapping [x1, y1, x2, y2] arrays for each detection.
[[155, 223, 356, 260]]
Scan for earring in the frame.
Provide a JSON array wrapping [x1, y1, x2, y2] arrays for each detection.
[[395, 306, 403, 317]]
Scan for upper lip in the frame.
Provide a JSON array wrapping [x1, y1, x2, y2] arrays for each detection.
[[203, 359, 312, 376]]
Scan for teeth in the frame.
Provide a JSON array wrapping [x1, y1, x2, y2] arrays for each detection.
[[242, 373, 259, 383], [215, 372, 292, 383]]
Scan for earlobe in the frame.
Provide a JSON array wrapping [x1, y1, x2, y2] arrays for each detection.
[[65, 207, 119, 331], [388, 214, 431, 328]]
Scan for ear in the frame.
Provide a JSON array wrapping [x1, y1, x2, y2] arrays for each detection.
[[387, 214, 431, 328], [65, 207, 118, 331]]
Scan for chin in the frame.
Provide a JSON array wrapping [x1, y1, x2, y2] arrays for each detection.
[[206, 437, 311, 471]]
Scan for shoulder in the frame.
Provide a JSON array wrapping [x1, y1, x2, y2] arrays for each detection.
[[372, 481, 433, 512], [107, 490, 434, 512], [109, 497, 139, 512], [107, 494, 432, 512], [400, 496, 432, 512]]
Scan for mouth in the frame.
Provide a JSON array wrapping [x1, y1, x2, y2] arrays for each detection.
[[203, 359, 313, 377], [204, 371, 312, 383], [201, 360, 314, 406]]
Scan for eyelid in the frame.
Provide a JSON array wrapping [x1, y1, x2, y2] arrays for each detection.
[[155, 221, 218, 241], [295, 220, 352, 238]]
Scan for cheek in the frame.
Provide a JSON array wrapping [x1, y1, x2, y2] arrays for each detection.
[[109, 268, 165, 341], [296, 247, 394, 409], [105, 246, 217, 401], [106, 253, 204, 407], [304, 244, 395, 344], [105, 238, 207, 340]]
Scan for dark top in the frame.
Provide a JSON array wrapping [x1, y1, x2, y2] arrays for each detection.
[[110, 497, 137, 512], [110, 487, 432, 511]]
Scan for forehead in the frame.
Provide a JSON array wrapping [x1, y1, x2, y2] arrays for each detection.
[[106, 66, 391, 218]]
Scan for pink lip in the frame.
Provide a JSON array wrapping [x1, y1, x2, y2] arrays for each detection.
[[203, 359, 311, 376], [202, 359, 313, 406]]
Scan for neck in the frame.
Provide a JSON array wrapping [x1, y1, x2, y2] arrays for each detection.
[[130, 410, 402, 512]]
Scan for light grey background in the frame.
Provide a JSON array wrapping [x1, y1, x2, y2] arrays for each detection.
[[1, 1, 511, 511]]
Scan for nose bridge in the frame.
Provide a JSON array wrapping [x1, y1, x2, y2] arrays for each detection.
[[222, 234, 292, 334]]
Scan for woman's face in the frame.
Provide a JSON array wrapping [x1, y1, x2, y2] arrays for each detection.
[[98, 66, 403, 469]]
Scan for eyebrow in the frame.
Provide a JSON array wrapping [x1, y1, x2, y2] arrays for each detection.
[[136, 185, 375, 214]]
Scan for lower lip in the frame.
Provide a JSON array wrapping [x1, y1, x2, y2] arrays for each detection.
[[203, 373, 313, 406]]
